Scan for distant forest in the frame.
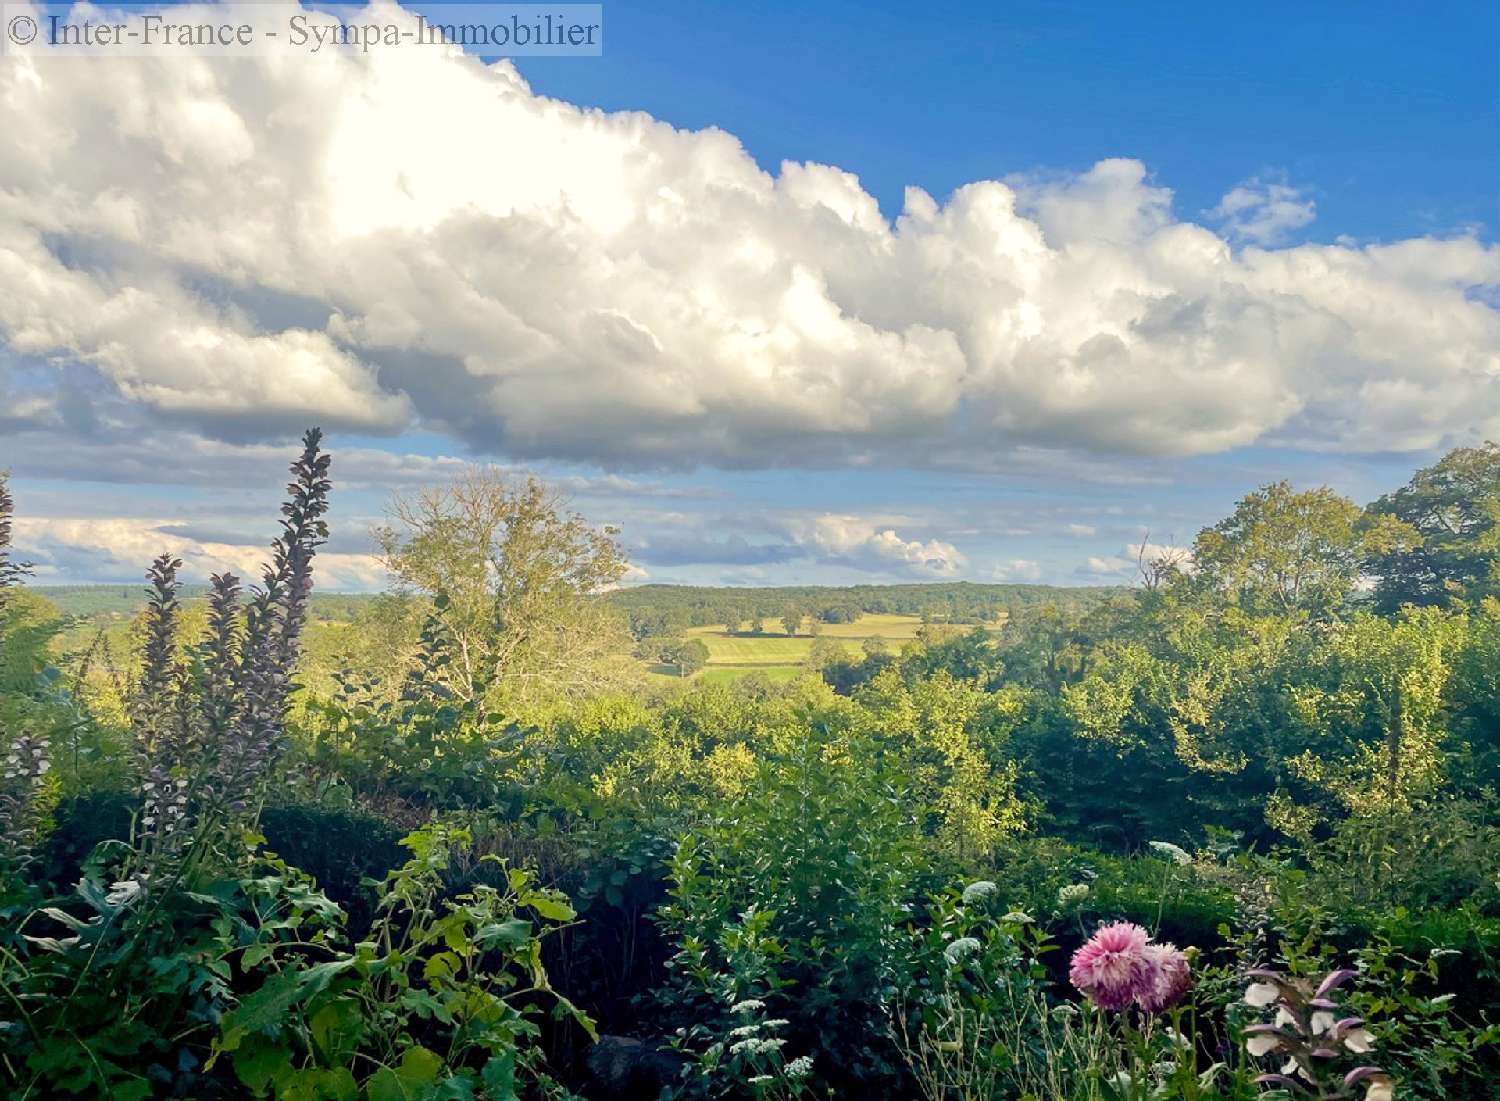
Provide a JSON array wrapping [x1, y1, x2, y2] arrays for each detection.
[[37, 579, 1122, 636], [604, 581, 1121, 638]]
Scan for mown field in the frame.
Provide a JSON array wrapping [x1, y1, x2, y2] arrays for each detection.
[[654, 611, 1004, 682]]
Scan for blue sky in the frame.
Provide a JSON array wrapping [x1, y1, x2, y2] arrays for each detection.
[[3, 1, 1499, 588], [517, 0, 1500, 239]]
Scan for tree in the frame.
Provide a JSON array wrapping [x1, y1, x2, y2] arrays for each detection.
[[781, 607, 803, 636], [1187, 481, 1385, 620], [1365, 442, 1500, 611], [673, 638, 710, 677], [1282, 607, 1462, 819], [804, 637, 850, 673], [375, 468, 634, 707]]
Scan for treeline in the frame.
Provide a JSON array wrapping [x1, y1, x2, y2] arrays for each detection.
[[607, 580, 1119, 639], [40, 584, 375, 625]]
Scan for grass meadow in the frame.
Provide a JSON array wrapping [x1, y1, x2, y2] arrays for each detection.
[[653, 612, 1005, 682]]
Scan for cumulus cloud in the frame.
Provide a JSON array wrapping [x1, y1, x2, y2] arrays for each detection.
[[787, 514, 966, 577], [620, 510, 967, 579], [13, 516, 387, 589], [3, 3, 1500, 479], [1078, 540, 1193, 581], [993, 558, 1043, 582], [1210, 177, 1317, 246]]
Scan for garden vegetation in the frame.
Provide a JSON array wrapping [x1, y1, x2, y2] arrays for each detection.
[[2, 435, 1500, 1100]]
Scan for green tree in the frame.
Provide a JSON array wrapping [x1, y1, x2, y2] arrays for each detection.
[[805, 636, 850, 672], [375, 468, 634, 708], [1282, 606, 1463, 821], [780, 606, 803, 636], [1365, 442, 1500, 611], [674, 638, 710, 677], [1187, 481, 1390, 619]]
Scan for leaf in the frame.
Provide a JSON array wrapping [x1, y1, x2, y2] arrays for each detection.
[[522, 892, 575, 922], [317, 1067, 359, 1101], [309, 999, 366, 1065], [39, 906, 89, 931], [220, 971, 305, 1052], [231, 1037, 294, 1094], [242, 944, 274, 970], [480, 1051, 518, 1101], [366, 1046, 444, 1101], [423, 950, 462, 985], [474, 919, 532, 951]]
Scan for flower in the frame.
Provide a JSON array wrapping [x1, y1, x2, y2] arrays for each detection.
[[1343, 1027, 1375, 1054], [1245, 981, 1281, 1007], [784, 1056, 813, 1079], [961, 880, 998, 905], [1136, 942, 1191, 1013], [1069, 921, 1150, 1010], [943, 937, 982, 966], [1344, 1068, 1394, 1101], [1057, 883, 1090, 908], [1245, 1028, 1284, 1057]]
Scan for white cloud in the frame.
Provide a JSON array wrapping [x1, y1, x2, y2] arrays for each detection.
[[13, 516, 387, 589], [2, 7, 1499, 474], [993, 558, 1042, 582], [787, 514, 967, 577], [1078, 540, 1193, 581], [1211, 177, 1316, 246]]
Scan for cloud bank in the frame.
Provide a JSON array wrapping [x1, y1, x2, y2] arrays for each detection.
[[3, 1, 1499, 476]]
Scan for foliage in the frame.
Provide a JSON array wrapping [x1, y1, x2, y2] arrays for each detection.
[[1365, 443, 1500, 612], [1184, 481, 1400, 620], [209, 823, 591, 1101], [656, 729, 933, 1096], [374, 469, 636, 711], [10, 438, 1500, 1099]]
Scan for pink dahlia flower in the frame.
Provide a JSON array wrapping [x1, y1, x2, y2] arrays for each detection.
[[1069, 921, 1150, 1010], [1136, 942, 1192, 1013]]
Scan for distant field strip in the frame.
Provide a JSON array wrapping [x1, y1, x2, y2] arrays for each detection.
[[686, 633, 817, 664], [649, 612, 1007, 683]]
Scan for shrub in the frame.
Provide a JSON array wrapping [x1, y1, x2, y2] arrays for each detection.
[[656, 729, 934, 1096]]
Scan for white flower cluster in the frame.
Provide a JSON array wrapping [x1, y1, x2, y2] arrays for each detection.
[[1057, 883, 1091, 908]]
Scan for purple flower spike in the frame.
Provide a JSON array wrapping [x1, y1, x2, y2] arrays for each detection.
[[1315, 969, 1357, 997]]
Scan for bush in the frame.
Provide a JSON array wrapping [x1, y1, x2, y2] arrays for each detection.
[[655, 730, 937, 1097]]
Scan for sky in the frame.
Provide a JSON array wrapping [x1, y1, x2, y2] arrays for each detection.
[[3, 0, 1500, 589]]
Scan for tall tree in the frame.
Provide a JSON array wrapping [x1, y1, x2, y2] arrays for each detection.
[[1188, 481, 1388, 620], [1365, 442, 1500, 611], [376, 468, 634, 707]]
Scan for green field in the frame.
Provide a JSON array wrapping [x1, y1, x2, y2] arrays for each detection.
[[652, 612, 1003, 684]]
